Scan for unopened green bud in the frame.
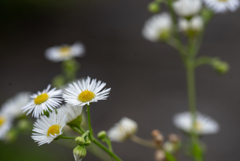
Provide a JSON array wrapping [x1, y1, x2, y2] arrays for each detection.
[[201, 8, 213, 22], [5, 129, 18, 142], [159, 30, 171, 41], [148, 2, 160, 13], [73, 145, 87, 161], [84, 137, 91, 146], [17, 119, 31, 131], [75, 137, 85, 145], [213, 60, 229, 74], [97, 131, 107, 140], [52, 75, 65, 88]]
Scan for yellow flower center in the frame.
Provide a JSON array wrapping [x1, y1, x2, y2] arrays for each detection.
[[47, 124, 61, 136], [34, 93, 49, 105], [59, 46, 71, 57], [218, 0, 228, 1], [194, 122, 202, 131], [78, 90, 95, 103], [0, 116, 6, 127]]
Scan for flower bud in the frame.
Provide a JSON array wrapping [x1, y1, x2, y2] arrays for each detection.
[[84, 137, 91, 146], [155, 150, 165, 161], [75, 137, 85, 145], [151, 129, 160, 138], [168, 134, 180, 143], [152, 130, 164, 145], [73, 145, 87, 161], [212, 60, 229, 75], [97, 131, 107, 140], [17, 119, 31, 131], [148, 2, 160, 13]]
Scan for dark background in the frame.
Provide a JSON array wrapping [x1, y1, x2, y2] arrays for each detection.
[[0, 0, 240, 160]]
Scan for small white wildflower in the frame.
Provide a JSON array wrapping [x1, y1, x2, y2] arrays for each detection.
[[108, 117, 138, 142], [45, 42, 85, 62], [2, 92, 30, 118], [173, 0, 202, 17], [173, 111, 219, 135], [31, 111, 67, 145], [63, 77, 111, 107], [22, 85, 62, 118], [142, 13, 172, 42], [203, 0, 240, 13]]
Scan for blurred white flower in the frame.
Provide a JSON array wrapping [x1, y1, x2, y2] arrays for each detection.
[[203, 0, 239, 13], [179, 16, 204, 32], [173, 111, 219, 135], [22, 85, 62, 118], [45, 42, 85, 62], [2, 92, 30, 118], [58, 104, 83, 124], [31, 110, 67, 146], [0, 112, 13, 140], [163, 141, 175, 153], [173, 0, 202, 17], [142, 13, 172, 42], [63, 77, 111, 107], [108, 117, 138, 142]]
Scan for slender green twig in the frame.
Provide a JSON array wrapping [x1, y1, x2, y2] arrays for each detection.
[[59, 135, 76, 139], [131, 135, 156, 149], [93, 139, 122, 161], [87, 105, 94, 141]]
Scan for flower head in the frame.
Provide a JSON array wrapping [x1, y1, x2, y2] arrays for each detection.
[[2, 92, 30, 118], [108, 117, 138, 142], [173, 111, 219, 135], [63, 77, 111, 107], [59, 104, 83, 124], [22, 85, 62, 118], [45, 42, 85, 62], [173, 0, 202, 17], [31, 110, 67, 145], [142, 13, 172, 42], [203, 0, 239, 13], [0, 111, 13, 140], [179, 16, 204, 36]]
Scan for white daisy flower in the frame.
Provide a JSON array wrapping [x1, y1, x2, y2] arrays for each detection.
[[45, 42, 85, 62], [108, 117, 138, 142], [173, 111, 219, 135], [179, 16, 204, 32], [22, 85, 62, 118], [58, 104, 83, 124], [142, 13, 172, 42], [0, 112, 13, 140], [2, 92, 30, 118], [173, 0, 202, 17], [203, 0, 240, 13], [31, 110, 67, 145], [63, 77, 111, 107]]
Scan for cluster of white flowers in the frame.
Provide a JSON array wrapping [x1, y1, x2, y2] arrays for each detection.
[[142, 0, 239, 42], [24, 77, 111, 145]]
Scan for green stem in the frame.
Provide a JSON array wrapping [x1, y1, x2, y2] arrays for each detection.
[[87, 104, 94, 141], [186, 60, 197, 126], [93, 139, 122, 161], [72, 126, 84, 134], [59, 136, 76, 139], [130, 135, 156, 149], [186, 46, 204, 161], [105, 137, 113, 152]]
